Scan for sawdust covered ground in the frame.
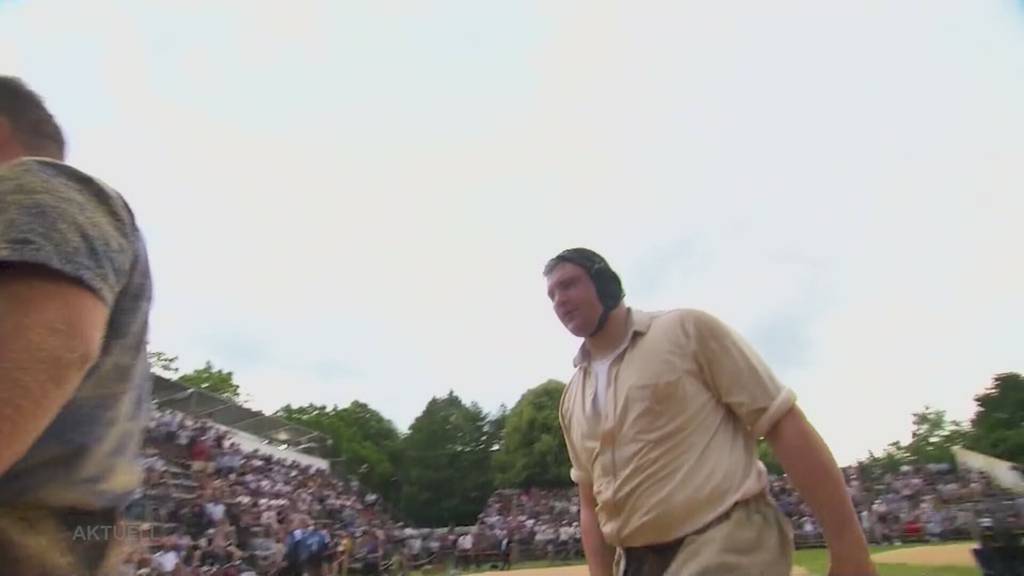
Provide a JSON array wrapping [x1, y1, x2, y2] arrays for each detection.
[[475, 564, 811, 575], [471, 542, 975, 575], [871, 542, 976, 567]]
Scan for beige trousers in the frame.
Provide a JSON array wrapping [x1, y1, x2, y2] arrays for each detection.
[[617, 492, 794, 576]]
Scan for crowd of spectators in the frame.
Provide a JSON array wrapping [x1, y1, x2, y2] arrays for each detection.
[[469, 465, 1023, 561], [122, 409, 402, 575], [471, 489, 583, 565], [773, 464, 1023, 547], [119, 408, 1022, 575], [124, 411, 588, 575]]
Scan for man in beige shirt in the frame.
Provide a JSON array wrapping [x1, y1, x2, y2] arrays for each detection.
[[545, 248, 875, 576]]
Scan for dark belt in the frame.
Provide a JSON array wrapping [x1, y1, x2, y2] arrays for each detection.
[[621, 495, 757, 576], [622, 535, 686, 576]]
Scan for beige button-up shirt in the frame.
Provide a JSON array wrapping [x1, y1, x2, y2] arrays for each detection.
[[558, 308, 796, 548]]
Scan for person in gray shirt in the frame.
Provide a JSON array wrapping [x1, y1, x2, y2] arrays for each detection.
[[0, 76, 153, 575]]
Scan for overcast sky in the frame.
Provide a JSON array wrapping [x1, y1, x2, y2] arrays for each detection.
[[3, 0, 1021, 465]]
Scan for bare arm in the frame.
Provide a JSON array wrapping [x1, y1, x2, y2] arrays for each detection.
[[0, 264, 108, 475], [766, 406, 876, 576], [578, 481, 614, 576]]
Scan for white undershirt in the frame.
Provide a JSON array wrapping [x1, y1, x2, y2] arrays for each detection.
[[590, 337, 631, 414]]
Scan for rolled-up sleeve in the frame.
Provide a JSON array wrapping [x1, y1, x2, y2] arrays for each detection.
[[692, 310, 797, 438]]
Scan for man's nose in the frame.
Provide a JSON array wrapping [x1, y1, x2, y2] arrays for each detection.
[[552, 291, 568, 309]]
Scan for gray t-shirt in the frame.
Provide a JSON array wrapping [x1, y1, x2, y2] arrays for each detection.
[[0, 158, 152, 509]]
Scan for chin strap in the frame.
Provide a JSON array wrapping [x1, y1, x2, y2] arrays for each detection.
[[588, 307, 612, 338]]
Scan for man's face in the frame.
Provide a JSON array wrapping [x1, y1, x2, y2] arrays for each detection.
[[546, 262, 602, 338]]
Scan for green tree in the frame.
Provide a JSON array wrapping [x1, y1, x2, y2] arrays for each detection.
[[966, 372, 1024, 464], [904, 406, 968, 466], [399, 392, 494, 526], [758, 438, 783, 476], [147, 350, 180, 379], [857, 406, 970, 478], [493, 380, 572, 489], [858, 441, 909, 480], [178, 361, 241, 401], [276, 402, 402, 502]]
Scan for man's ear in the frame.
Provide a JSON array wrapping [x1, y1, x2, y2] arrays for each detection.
[[0, 117, 22, 161], [0, 117, 13, 146]]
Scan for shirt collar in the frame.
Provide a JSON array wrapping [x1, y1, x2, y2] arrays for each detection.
[[572, 307, 652, 367]]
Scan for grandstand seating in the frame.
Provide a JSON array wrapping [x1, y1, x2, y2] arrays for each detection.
[[123, 403, 1024, 575]]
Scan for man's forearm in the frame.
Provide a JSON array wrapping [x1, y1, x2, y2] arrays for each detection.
[[580, 503, 614, 576], [766, 406, 875, 574]]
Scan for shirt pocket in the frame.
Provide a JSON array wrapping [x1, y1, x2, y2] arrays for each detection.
[[624, 377, 677, 407], [618, 352, 687, 412], [620, 377, 680, 439]]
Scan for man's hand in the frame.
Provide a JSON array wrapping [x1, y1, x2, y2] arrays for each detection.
[[0, 263, 108, 475], [578, 481, 614, 576], [766, 406, 878, 576]]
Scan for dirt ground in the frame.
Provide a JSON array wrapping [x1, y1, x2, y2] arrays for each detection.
[[471, 543, 979, 575], [871, 542, 976, 567], [477, 566, 590, 576], [476, 564, 811, 575]]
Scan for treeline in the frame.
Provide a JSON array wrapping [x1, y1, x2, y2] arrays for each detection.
[[150, 350, 1022, 528], [276, 380, 569, 528], [760, 373, 1023, 484]]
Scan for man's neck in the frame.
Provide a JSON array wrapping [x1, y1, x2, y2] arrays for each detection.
[[584, 305, 629, 360]]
